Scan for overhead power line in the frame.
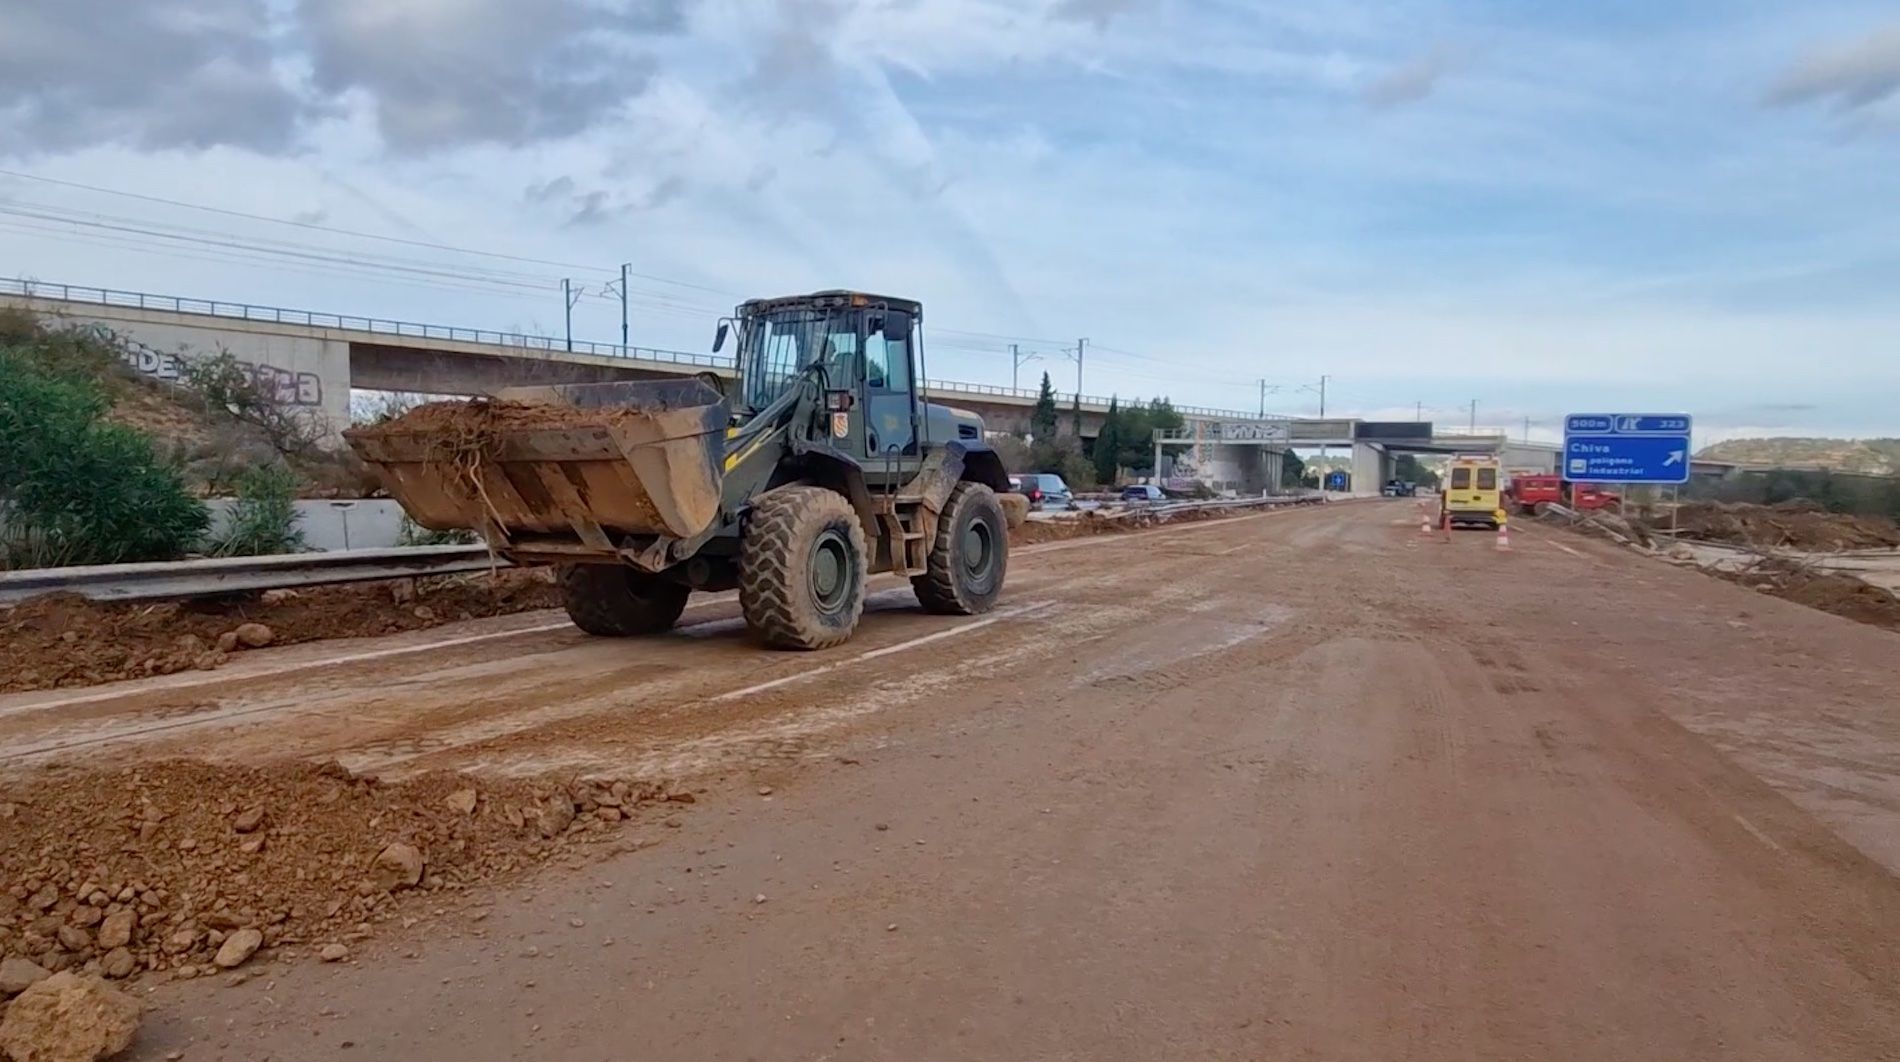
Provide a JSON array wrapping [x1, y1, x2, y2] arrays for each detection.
[[0, 202, 728, 320], [0, 167, 741, 298]]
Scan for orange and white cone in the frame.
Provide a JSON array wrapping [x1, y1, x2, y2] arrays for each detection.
[[1495, 521, 1512, 552], [1418, 504, 1434, 536]]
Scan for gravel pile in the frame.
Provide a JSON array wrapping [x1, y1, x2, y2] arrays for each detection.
[[0, 760, 680, 987]]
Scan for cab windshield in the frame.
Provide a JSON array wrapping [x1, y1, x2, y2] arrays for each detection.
[[736, 307, 863, 412]]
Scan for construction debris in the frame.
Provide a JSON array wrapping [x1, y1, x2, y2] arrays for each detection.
[[0, 956, 51, 996], [1718, 559, 1900, 634], [0, 761, 678, 986], [0, 569, 560, 695], [1543, 503, 1900, 634], [1012, 498, 1315, 546], [1655, 501, 1900, 553], [0, 972, 141, 1062]]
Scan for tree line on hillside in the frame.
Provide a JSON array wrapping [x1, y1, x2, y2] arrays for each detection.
[[1007, 371, 1186, 487]]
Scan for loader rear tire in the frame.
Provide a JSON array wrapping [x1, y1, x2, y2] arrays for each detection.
[[740, 486, 867, 650], [913, 482, 1007, 616], [559, 564, 690, 637]]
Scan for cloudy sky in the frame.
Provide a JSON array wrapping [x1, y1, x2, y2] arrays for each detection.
[[2, 0, 1897, 442]]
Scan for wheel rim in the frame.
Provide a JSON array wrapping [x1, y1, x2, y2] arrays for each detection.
[[960, 517, 996, 589], [810, 528, 852, 612]]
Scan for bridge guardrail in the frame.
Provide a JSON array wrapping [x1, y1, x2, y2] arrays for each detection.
[[4, 277, 1276, 423], [2, 278, 733, 370]]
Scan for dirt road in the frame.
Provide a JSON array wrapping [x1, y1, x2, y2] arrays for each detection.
[[10, 500, 1900, 1059]]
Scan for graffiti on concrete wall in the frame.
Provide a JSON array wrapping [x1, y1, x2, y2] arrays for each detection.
[[118, 344, 324, 407]]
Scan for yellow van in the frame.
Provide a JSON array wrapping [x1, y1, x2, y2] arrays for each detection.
[[1443, 456, 1503, 528]]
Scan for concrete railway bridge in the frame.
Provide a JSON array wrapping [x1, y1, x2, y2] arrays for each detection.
[[2, 279, 1557, 493]]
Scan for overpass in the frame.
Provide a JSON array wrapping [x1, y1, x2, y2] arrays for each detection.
[[1153, 420, 1560, 492], [0, 279, 1273, 443], [4, 278, 1559, 494]]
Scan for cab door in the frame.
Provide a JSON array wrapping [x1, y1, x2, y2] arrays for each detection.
[[861, 310, 918, 462]]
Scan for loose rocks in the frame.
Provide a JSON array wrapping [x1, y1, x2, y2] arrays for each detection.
[[373, 843, 426, 891], [319, 944, 350, 963], [95, 912, 135, 951], [0, 763, 664, 986], [213, 929, 263, 969], [232, 623, 275, 649], [99, 950, 136, 980], [0, 972, 141, 1062], [0, 957, 51, 996], [535, 796, 577, 839]]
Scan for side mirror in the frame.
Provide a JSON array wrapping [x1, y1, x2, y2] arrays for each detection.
[[713, 321, 729, 352], [867, 313, 885, 334]]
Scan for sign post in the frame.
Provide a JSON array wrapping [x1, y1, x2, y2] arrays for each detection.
[[1562, 414, 1692, 485]]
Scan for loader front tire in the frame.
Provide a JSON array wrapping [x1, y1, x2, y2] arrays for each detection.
[[559, 564, 690, 637], [740, 486, 868, 650], [913, 482, 1007, 616]]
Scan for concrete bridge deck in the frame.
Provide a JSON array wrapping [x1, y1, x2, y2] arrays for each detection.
[[0, 279, 1276, 441], [4, 278, 1559, 491]]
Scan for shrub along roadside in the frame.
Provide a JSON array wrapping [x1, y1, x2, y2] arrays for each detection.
[[0, 315, 209, 568], [206, 463, 307, 558]]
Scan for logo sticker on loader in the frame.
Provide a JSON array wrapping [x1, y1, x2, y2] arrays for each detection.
[[831, 412, 849, 438]]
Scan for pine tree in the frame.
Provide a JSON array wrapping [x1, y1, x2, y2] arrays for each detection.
[[1094, 396, 1123, 485], [1031, 371, 1059, 441]]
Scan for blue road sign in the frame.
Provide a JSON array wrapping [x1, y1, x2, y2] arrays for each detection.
[[1563, 412, 1692, 484]]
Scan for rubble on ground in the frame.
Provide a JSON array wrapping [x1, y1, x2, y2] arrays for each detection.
[[0, 498, 1302, 697], [0, 971, 141, 1062], [1543, 504, 1900, 635], [1718, 559, 1900, 634], [1538, 505, 1654, 549], [0, 761, 676, 987], [0, 569, 559, 695], [1012, 500, 1296, 546], [1653, 501, 1900, 553]]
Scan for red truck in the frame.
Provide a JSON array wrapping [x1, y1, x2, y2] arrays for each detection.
[[1505, 474, 1620, 516]]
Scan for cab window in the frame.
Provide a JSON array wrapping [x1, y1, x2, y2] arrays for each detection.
[[1476, 467, 1497, 491], [863, 313, 912, 391], [1450, 467, 1472, 489]]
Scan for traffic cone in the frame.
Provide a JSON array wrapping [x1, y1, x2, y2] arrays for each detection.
[[1495, 520, 1512, 552], [1418, 503, 1434, 536]]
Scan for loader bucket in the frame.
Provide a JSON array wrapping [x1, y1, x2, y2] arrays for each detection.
[[345, 380, 729, 547]]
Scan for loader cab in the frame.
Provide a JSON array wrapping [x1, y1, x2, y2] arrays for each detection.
[[732, 291, 925, 468]]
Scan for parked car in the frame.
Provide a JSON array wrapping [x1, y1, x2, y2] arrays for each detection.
[[1009, 473, 1074, 511], [1382, 479, 1418, 497], [1120, 484, 1165, 504]]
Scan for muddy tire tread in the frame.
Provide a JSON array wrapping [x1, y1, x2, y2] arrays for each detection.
[[913, 482, 1008, 616], [740, 486, 867, 650], [559, 564, 690, 636]]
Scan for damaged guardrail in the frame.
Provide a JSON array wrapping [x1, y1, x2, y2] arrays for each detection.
[[0, 545, 508, 606], [0, 494, 1330, 607]]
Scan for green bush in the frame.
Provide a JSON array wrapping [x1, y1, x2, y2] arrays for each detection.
[[206, 463, 306, 557], [0, 324, 209, 568]]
